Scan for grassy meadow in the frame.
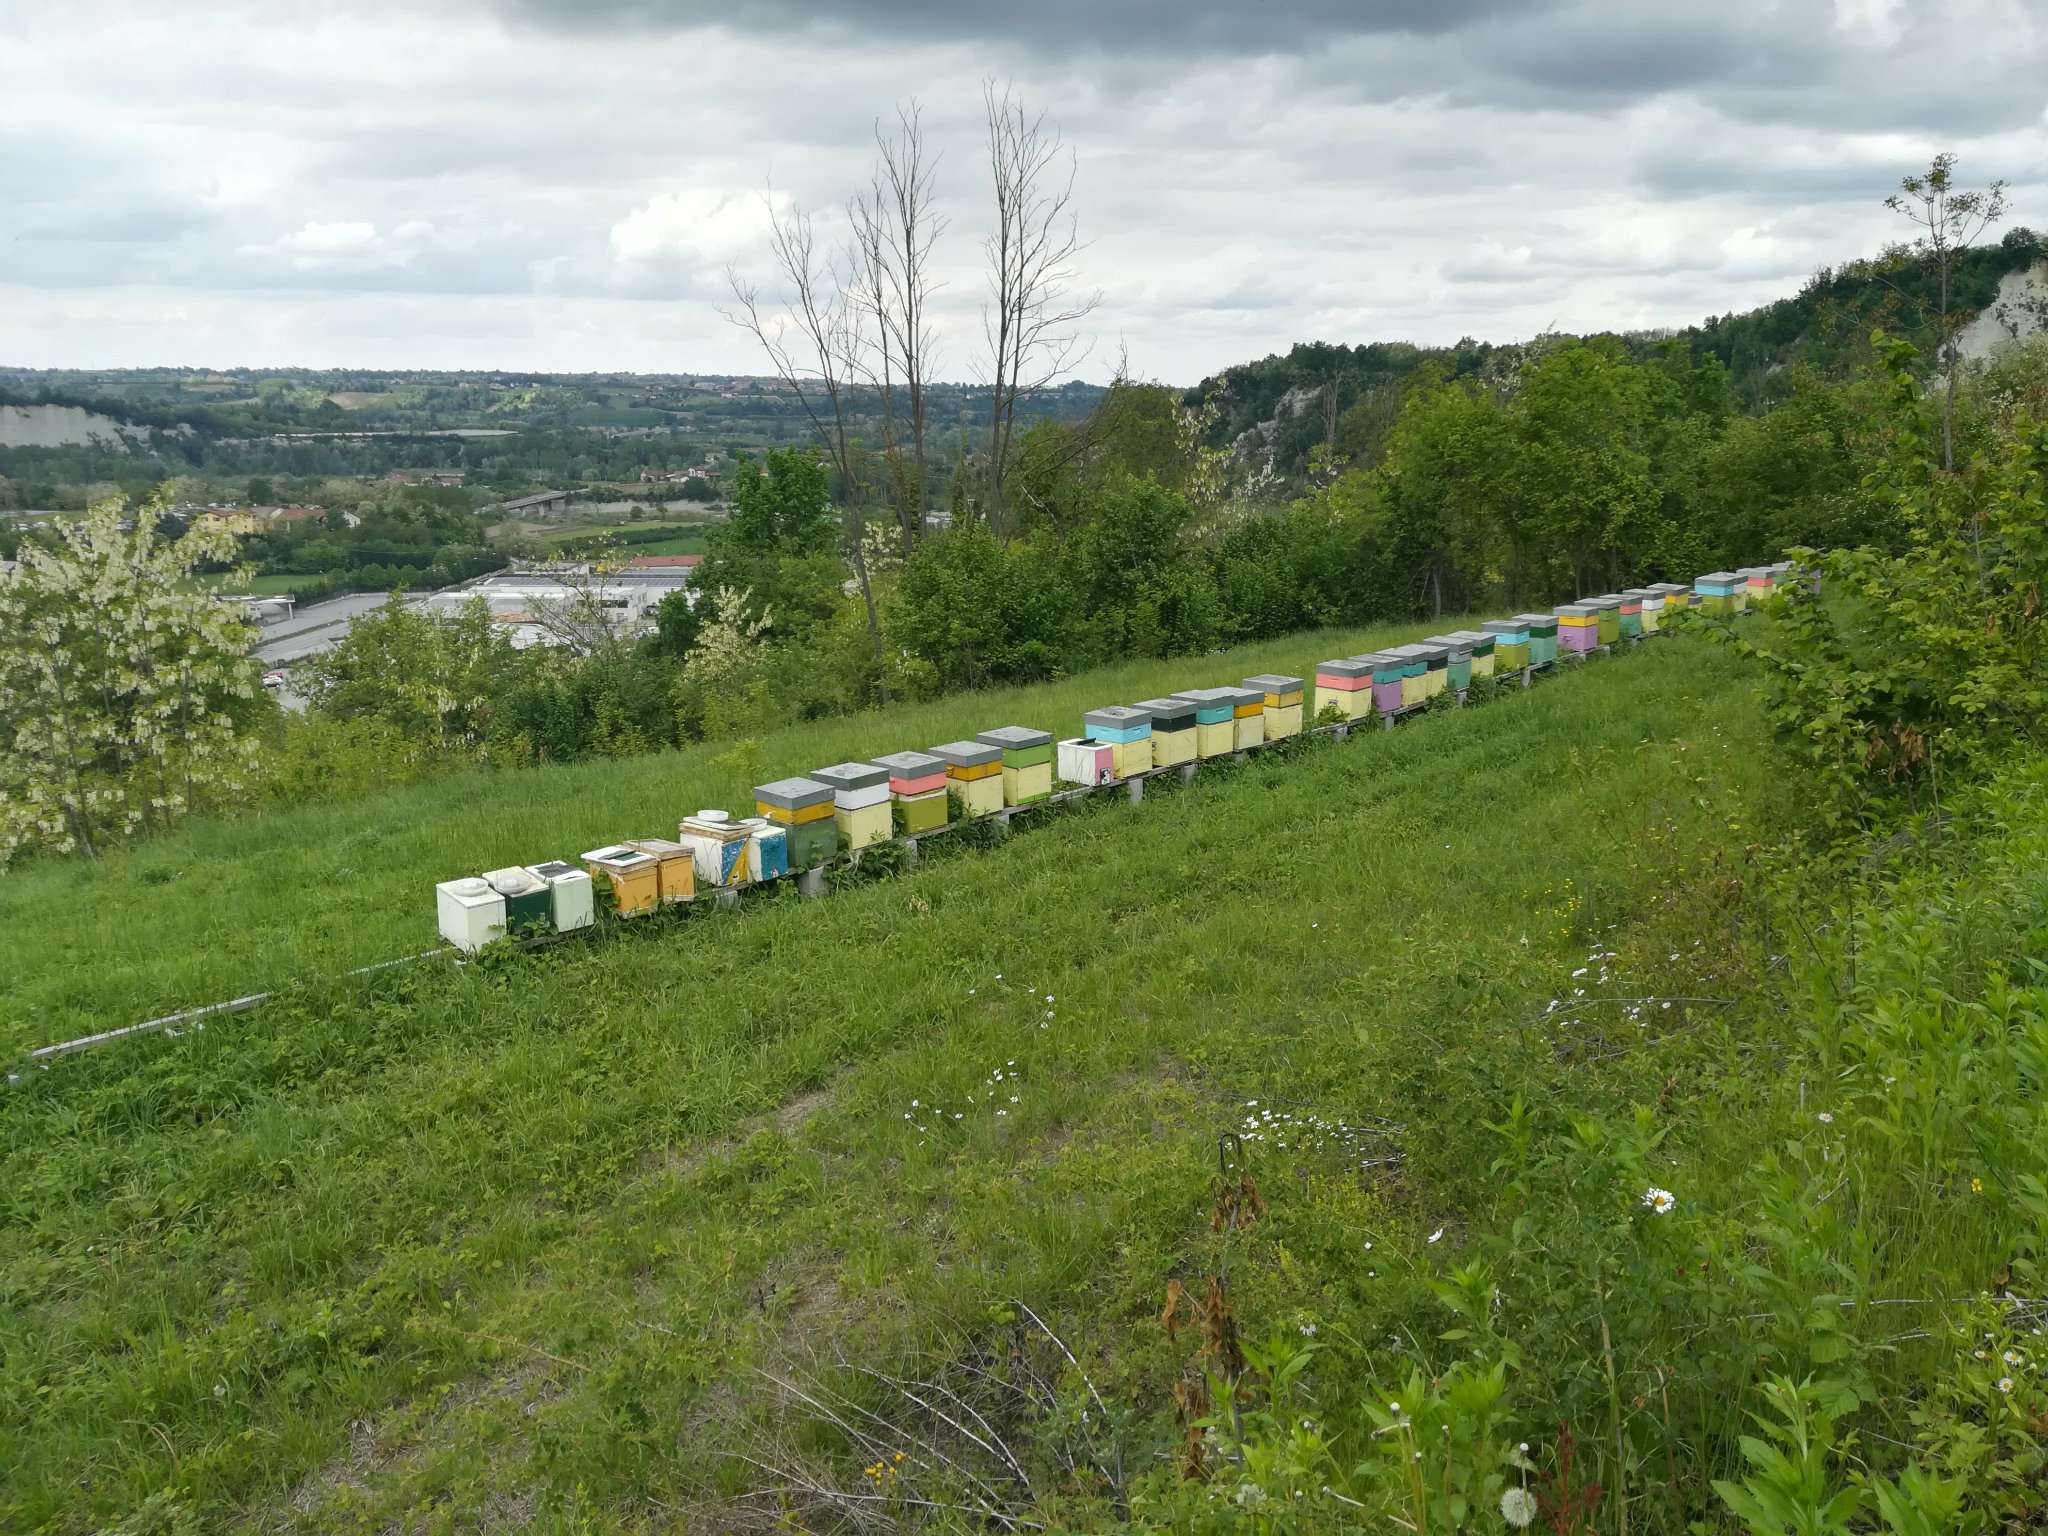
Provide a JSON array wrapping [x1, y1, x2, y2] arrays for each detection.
[[10, 616, 1536, 1055], [0, 633, 1788, 1531]]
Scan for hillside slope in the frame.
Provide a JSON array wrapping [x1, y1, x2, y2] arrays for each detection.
[[0, 636, 1778, 1532]]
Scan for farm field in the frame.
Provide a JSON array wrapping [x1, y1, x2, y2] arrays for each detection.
[[0, 633, 1782, 1531]]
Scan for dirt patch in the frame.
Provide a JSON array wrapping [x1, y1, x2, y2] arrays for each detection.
[[655, 1075, 843, 1182]]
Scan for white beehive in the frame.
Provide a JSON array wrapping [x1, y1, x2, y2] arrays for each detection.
[[435, 876, 506, 952], [526, 860, 594, 932]]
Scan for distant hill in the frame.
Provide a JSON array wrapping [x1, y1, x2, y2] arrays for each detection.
[[1196, 227, 2046, 483]]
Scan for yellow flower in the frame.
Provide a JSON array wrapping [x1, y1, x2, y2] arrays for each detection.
[[1972, 1177, 1984, 1194]]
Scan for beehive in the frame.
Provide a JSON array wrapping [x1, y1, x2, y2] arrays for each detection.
[[526, 860, 595, 933], [1134, 697, 1198, 766], [679, 811, 755, 885], [1482, 618, 1530, 672], [483, 865, 554, 936], [931, 739, 1006, 818], [436, 876, 507, 951], [1694, 573, 1740, 615], [1244, 673, 1304, 739], [1556, 604, 1598, 653], [1423, 635, 1472, 692], [1446, 632, 1495, 679], [1587, 597, 1622, 645], [1227, 686, 1266, 749], [625, 837, 697, 904], [1364, 653, 1405, 716], [874, 749, 952, 835], [1312, 659, 1371, 721], [739, 817, 791, 881], [1613, 593, 1642, 638], [1173, 689, 1238, 757], [1059, 737, 1118, 786], [1085, 705, 1155, 778], [1740, 566, 1776, 603], [582, 844, 662, 917], [1385, 644, 1436, 704], [977, 726, 1055, 806], [813, 761, 895, 848], [1516, 614, 1559, 666], [1625, 588, 1663, 633], [755, 775, 839, 869], [1653, 581, 1692, 615]]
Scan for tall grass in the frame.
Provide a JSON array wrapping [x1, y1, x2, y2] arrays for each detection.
[[0, 638, 1771, 1532]]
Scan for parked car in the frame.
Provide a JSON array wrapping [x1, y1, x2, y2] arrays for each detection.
[[262, 670, 287, 689]]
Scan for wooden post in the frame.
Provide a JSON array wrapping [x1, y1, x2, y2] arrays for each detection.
[[1126, 777, 1144, 805], [1178, 763, 1197, 785], [798, 867, 826, 899]]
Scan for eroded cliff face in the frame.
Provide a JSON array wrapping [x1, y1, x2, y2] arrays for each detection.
[[1957, 259, 2048, 364], [0, 403, 156, 448]]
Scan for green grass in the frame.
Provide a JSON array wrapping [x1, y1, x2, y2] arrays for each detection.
[[0, 634, 1779, 1531]]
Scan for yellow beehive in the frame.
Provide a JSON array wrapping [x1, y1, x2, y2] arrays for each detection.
[[1112, 737, 1153, 777], [626, 838, 696, 904], [581, 844, 662, 918], [1002, 760, 1053, 804]]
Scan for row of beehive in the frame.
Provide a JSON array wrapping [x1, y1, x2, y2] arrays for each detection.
[[434, 563, 1795, 950]]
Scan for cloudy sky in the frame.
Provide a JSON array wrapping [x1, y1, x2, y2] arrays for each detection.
[[5, 0, 2045, 383]]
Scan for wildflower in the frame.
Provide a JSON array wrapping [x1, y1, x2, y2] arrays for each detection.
[[1299, 1322, 1317, 1337], [1235, 1483, 1266, 1507], [1972, 1177, 1985, 1194], [1999, 1376, 2015, 1394], [1641, 1187, 1677, 1215], [1501, 1487, 1538, 1528], [1817, 1111, 1833, 1125], [1427, 1227, 1445, 1244], [2004, 1349, 2024, 1366], [1045, 994, 1055, 1003], [1976, 1349, 1990, 1359]]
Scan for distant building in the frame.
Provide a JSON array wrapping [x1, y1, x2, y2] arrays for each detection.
[[387, 470, 466, 487], [499, 489, 569, 519], [193, 507, 268, 535], [272, 505, 327, 525], [426, 566, 692, 650]]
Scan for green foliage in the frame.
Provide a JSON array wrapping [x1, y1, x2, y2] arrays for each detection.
[[298, 592, 519, 754]]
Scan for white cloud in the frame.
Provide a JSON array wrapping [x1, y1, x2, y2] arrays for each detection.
[[608, 188, 783, 270]]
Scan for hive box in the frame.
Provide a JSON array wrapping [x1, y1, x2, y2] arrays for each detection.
[[483, 865, 553, 937], [1059, 737, 1118, 786], [1446, 632, 1496, 679], [755, 775, 839, 869], [1423, 635, 1473, 692], [1386, 644, 1436, 704], [1312, 659, 1371, 721], [1585, 596, 1622, 645], [1243, 674, 1303, 739], [1555, 604, 1598, 653], [582, 844, 662, 917], [739, 817, 791, 881], [1515, 614, 1559, 666], [1652, 581, 1692, 615], [874, 750, 953, 835], [1694, 572, 1741, 615], [1362, 653, 1405, 715], [1227, 686, 1266, 749], [1085, 705, 1155, 777], [679, 811, 754, 885], [932, 739, 1006, 818], [436, 876, 507, 952], [1625, 588, 1663, 633], [1740, 566, 1776, 602], [814, 761, 894, 849], [1613, 593, 1643, 638], [526, 860, 595, 933], [1482, 619, 1530, 671], [1173, 689, 1238, 757], [1134, 697, 1198, 766], [627, 837, 698, 904], [977, 726, 1055, 807]]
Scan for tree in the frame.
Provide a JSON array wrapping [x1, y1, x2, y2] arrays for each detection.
[[1885, 152, 2008, 471], [980, 81, 1100, 536], [851, 101, 945, 555], [0, 498, 265, 865], [299, 592, 515, 754]]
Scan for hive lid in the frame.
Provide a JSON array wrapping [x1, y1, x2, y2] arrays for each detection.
[[1696, 571, 1741, 584], [1243, 672, 1304, 692], [812, 761, 891, 791], [1585, 595, 1623, 609], [1481, 618, 1528, 635], [1423, 635, 1471, 655], [1623, 587, 1660, 599], [528, 859, 579, 881], [1083, 705, 1153, 731], [1313, 659, 1369, 678], [444, 876, 492, 897], [1132, 695, 1196, 720], [1512, 612, 1556, 626], [873, 749, 948, 776], [483, 866, 545, 896], [975, 725, 1054, 750], [929, 739, 1002, 767], [1554, 604, 1595, 618], [755, 775, 833, 808], [583, 844, 655, 868], [628, 836, 691, 856], [1172, 687, 1234, 703]]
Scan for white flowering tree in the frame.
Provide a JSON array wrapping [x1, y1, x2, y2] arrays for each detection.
[[0, 498, 265, 865]]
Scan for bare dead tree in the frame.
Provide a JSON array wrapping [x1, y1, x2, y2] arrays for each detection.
[[724, 191, 885, 671], [980, 81, 1101, 538], [1884, 152, 2008, 473], [851, 102, 945, 558]]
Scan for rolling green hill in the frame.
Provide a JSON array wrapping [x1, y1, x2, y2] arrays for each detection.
[[0, 631, 1777, 1531]]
